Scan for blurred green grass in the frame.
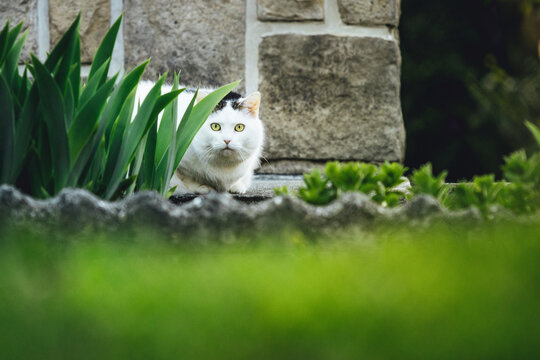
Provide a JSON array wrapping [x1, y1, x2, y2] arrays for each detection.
[[0, 223, 539, 359]]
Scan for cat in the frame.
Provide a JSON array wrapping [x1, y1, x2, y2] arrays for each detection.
[[135, 81, 264, 194]]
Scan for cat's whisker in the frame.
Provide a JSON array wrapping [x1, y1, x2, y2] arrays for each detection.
[[259, 155, 270, 164]]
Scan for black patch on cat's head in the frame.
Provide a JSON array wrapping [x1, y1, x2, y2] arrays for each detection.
[[222, 91, 242, 102], [213, 91, 244, 113]]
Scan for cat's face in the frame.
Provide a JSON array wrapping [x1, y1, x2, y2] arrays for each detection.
[[191, 91, 264, 165]]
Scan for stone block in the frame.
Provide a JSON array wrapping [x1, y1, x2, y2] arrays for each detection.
[[49, 0, 111, 63], [259, 35, 405, 166], [257, 0, 324, 21], [337, 0, 400, 26], [124, 0, 245, 91], [0, 0, 38, 62]]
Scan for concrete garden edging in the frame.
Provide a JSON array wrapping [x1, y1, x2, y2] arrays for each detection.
[[0, 184, 493, 242]]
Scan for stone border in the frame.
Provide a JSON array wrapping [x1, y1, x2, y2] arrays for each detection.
[[0, 184, 491, 242]]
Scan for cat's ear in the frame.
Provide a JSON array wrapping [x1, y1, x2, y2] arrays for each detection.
[[242, 91, 261, 117], [196, 91, 209, 103]]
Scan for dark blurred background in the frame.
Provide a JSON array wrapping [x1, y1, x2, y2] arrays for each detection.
[[401, 0, 540, 180]]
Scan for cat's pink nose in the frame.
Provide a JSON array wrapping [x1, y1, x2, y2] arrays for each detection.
[[224, 140, 231, 145]]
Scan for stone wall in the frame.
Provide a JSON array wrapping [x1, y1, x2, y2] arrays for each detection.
[[1, 0, 405, 174]]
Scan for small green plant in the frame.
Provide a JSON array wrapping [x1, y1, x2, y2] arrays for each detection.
[[278, 121, 540, 216], [0, 16, 237, 199], [409, 163, 449, 202], [444, 174, 504, 217], [297, 169, 337, 205], [497, 129, 540, 214], [278, 161, 407, 207], [273, 186, 291, 196]]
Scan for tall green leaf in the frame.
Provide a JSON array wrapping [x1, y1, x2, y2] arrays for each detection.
[[104, 75, 183, 199], [68, 74, 118, 165], [12, 84, 40, 180], [0, 21, 11, 63], [155, 76, 184, 167], [1, 22, 23, 64], [139, 121, 158, 190], [32, 55, 70, 194], [88, 15, 122, 85], [78, 59, 110, 109], [103, 75, 166, 199], [0, 73, 15, 183], [52, 20, 80, 95], [45, 14, 80, 72], [525, 121, 540, 149], [160, 74, 181, 195], [104, 61, 149, 149], [3, 30, 27, 88], [68, 32, 81, 108]]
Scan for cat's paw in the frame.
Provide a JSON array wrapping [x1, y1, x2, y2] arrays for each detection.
[[193, 185, 212, 194], [229, 182, 248, 194]]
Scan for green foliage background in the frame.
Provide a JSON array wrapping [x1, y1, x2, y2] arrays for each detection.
[[1, 222, 539, 359], [401, 0, 540, 180]]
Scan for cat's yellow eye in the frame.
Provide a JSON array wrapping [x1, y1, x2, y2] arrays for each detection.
[[211, 123, 221, 131], [235, 124, 245, 132]]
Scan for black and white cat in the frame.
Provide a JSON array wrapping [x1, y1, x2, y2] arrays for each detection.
[[135, 81, 264, 194]]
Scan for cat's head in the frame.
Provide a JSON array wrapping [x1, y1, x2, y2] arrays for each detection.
[[191, 90, 264, 165]]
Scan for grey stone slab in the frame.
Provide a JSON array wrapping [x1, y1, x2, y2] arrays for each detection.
[[49, 0, 110, 63], [337, 0, 400, 26], [257, 0, 324, 22], [170, 175, 304, 203], [247, 174, 304, 197], [259, 35, 405, 168], [257, 160, 326, 175], [124, 0, 245, 91], [0, 0, 39, 62]]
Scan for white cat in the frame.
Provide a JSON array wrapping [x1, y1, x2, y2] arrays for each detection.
[[135, 81, 264, 194]]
